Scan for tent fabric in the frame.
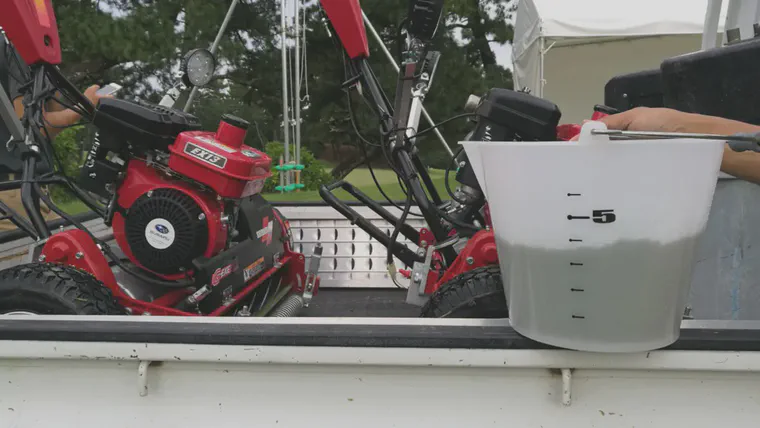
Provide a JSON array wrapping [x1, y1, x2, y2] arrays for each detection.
[[513, 0, 728, 123]]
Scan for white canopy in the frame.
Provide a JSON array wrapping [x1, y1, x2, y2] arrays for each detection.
[[513, 0, 728, 124]]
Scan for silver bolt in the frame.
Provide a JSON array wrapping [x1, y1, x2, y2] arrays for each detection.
[[413, 273, 422, 283], [459, 161, 466, 168], [75, 252, 84, 260], [198, 213, 206, 221], [466, 257, 474, 265], [147, 190, 153, 197], [37, 255, 46, 262]]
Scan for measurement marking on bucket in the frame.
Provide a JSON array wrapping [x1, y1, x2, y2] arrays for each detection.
[[567, 193, 582, 197], [570, 262, 584, 266], [572, 315, 585, 319], [569, 239, 583, 243], [570, 288, 584, 292], [567, 215, 590, 220], [567, 209, 617, 224]]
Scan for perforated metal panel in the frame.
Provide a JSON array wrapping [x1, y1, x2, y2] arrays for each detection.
[[0, 206, 428, 289], [283, 206, 427, 288]]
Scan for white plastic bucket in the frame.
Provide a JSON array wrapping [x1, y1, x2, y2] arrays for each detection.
[[461, 121, 725, 352]]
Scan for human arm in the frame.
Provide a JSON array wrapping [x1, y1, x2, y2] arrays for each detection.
[[13, 84, 105, 139], [598, 107, 760, 184]]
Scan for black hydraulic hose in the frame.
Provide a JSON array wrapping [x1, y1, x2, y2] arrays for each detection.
[[387, 177, 414, 267]]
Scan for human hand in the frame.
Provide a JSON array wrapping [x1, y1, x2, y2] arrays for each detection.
[[570, 107, 696, 141], [83, 84, 114, 107], [598, 107, 693, 132]]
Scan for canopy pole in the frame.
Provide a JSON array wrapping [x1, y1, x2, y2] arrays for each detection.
[[183, 0, 240, 112], [702, 0, 724, 50], [538, 37, 545, 98], [361, 11, 454, 158], [294, 0, 301, 169], [281, 0, 291, 186]]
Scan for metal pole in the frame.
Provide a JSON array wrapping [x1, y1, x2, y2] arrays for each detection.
[[361, 11, 453, 158], [183, 0, 240, 112], [294, 0, 301, 168], [702, 0, 724, 50], [281, 0, 291, 186]]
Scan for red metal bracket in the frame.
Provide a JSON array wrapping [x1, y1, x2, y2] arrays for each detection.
[[427, 230, 499, 293]]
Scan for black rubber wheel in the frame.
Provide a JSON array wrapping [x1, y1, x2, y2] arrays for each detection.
[[420, 265, 508, 318], [0, 263, 125, 315]]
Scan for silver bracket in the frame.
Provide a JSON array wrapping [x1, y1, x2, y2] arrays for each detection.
[[137, 360, 152, 397], [561, 368, 573, 406], [302, 244, 322, 307], [24, 237, 50, 264], [406, 244, 434, 307]]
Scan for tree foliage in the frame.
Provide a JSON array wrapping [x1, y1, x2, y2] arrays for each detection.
[[50, 0, 514, 179]]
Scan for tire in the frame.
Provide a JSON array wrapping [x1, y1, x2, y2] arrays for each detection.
[[420, 265, 508, 318], [0, 263, 125, 315]]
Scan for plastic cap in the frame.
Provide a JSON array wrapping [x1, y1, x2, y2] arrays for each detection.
[[221, 114, 250, 130], [464, 94, 481, 113]]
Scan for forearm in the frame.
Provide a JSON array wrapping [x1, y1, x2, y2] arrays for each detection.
[[677, 112, 760, 135], [43, 109, 81, 138]]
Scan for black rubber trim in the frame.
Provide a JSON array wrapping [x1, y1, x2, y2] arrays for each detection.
[[0, 319, 758, 351]]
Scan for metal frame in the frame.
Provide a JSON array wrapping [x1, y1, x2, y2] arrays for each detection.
[[319, 49, 463, 269], [702, 0, 760, 49]]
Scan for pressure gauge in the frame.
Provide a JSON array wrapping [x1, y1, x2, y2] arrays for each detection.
[[182, 48, 216, 88]]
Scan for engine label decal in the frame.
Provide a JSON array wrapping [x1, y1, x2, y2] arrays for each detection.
[[211, 263, 236, 287], [184, 142, 228, 169], [196, 136, 236, 153], [145, 218, 175, 250], [256, 216, 274, 245], [243, 257, 265, 282]]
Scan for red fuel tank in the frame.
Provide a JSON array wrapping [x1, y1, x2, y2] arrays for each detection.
[[168, 127, 271, 199]]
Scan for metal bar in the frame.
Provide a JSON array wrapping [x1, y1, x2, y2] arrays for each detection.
[[702, 0, 724, 50], [591, 129, 758, 142], [281, 0, 291, 186], [361, 11, 453, 158], [318, 184, 424, 267], [294, 0, 301, 168], [0, 200, 37, 241], [183, 0, 240, 112], [0, 74, 24, 143]]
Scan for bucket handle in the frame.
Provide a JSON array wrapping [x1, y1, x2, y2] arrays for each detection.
[[577, 121, 610, 146]]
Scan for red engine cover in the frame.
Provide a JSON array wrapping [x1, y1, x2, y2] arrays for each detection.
[[168, 131, 271, 199], [112, 160, 227, 280], [320, 0, 370, 59], [1, 0, 61, 65]]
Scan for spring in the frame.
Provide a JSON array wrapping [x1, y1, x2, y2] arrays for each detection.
[[270, 294, 305, 317]]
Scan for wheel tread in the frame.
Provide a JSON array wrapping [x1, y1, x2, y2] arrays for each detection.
[[420, 265, 507, 318], [0, 263, 124, 315]]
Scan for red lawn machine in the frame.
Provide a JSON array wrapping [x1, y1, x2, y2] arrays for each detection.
[[318, 0, 583, 318], [0, 0, 321, 316]]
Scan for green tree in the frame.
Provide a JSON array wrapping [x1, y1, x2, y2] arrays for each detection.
[[49, 0, 515, 184]]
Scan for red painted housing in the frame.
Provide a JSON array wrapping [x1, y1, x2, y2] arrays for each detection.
[[168, 128, 271, 199], [112, 160, 227, 279], [320, 0, 370, 59], [1, 0, 61, 65]]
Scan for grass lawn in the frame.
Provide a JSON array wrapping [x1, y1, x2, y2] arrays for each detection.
[[265, 167, 452, 203], [50, 167, 453, 215]]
